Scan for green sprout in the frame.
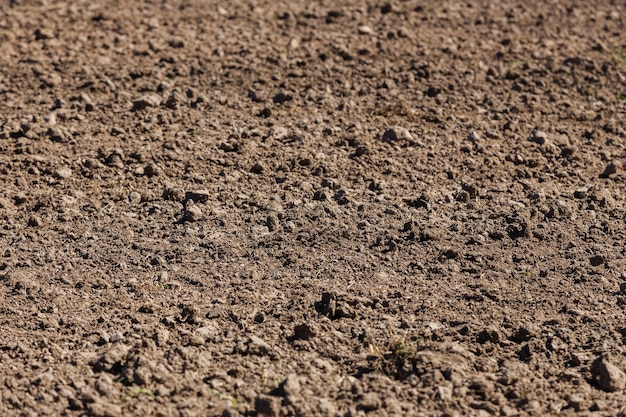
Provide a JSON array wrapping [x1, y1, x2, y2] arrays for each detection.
[[212, 389, 238, 408], [121, 387, 155, 403]]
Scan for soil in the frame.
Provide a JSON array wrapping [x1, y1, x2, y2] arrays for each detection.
[[1, 0, 626, 416]]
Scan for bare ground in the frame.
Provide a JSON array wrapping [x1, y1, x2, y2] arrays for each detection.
[[1, 1, 626, 416]]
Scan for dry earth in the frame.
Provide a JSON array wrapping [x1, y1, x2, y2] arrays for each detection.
[[1, 0, 626, 416]]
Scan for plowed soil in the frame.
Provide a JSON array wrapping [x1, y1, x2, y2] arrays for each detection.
[[2, 1, 626, 416]]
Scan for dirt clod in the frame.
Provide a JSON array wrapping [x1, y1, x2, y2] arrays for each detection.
[[591, 355, 626, 392]]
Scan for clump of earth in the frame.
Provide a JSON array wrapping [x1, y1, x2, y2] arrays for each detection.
[[1, 1, 626, 416]]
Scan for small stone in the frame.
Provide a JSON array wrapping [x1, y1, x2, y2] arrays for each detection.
[[105, 153, 124, 169], [47, 126, 69, 143], [600, 160, 621, 178], [132, 94, 161, 111], [185, 190, 210, 204], [144, 163, 161, 177], [436, 386, 453, 401], [529, 129, 547, 145], [591, 354, 626, 392], [273, 92, 292, 104], [129, 192, 141, 204], [467, 131, 480, 142], [397, 27, 410, 38], [83, 158, 104, 170], [54, 167, 72, 179], [163, 186, 185, 202], [253, 312, 266, 323], [250, 163, 264, 174], [589, 255, 605, 267], [382, 126, 413, 142], [183, 203, 203, 222], [28, 216, 42, 227], [358, 25, 374, 35], [34, 28, 54, 40]]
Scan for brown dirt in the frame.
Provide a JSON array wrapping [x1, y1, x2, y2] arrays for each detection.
[[1, 1, 626, 416]]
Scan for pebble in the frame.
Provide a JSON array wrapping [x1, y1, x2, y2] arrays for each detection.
[[54, 167, 72, 179], [83, 158, 104, 170], [129, 192, 141, 204], [144, 163, 161, 177], [272, 92, 292, 104], [382, 126, 413, 142], [358, 25, 374, 35], [184, 190, 210, 204], [132, 94, 161, 111], [106, 152, 124, 169], [28, 216, 42, 227], [183, 203, 203, 222], [467, 131, 480, 142], [589, 255, 605, 267], [250, 163, 264, 174], [529, 129, 547, 145], [591, 354, 626, 392]]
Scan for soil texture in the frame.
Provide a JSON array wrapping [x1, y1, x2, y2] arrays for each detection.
[[1, 1, 626, 416]]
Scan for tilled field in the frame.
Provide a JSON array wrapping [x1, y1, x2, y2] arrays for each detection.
[[1, 1, 626, 416]]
